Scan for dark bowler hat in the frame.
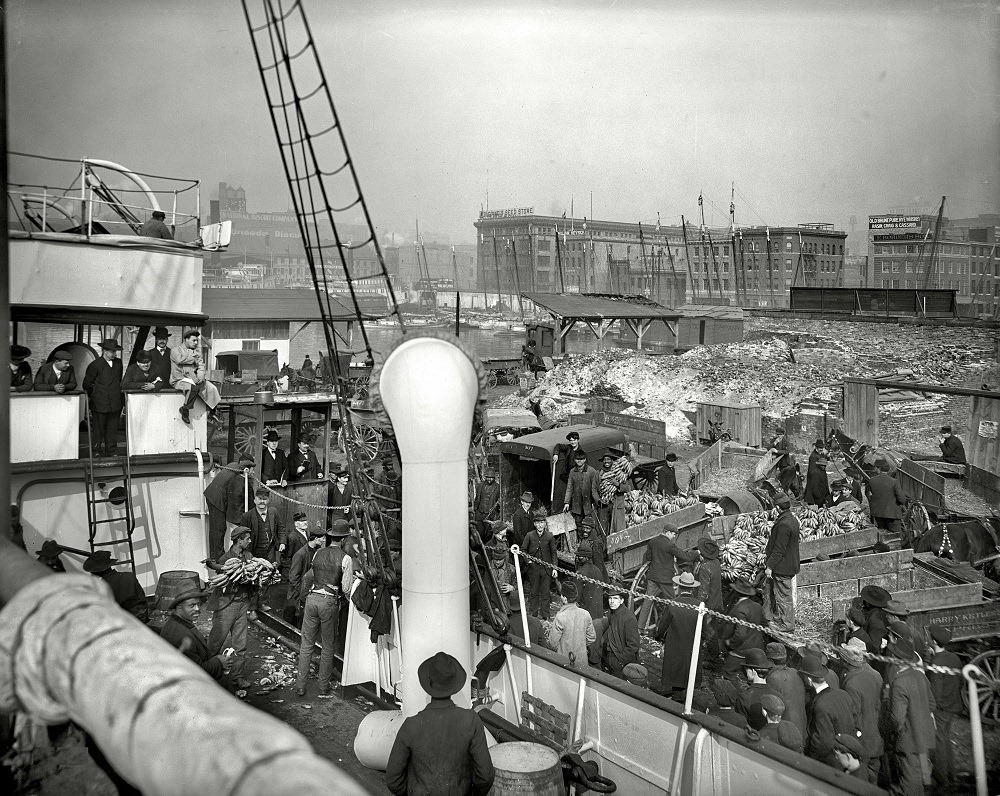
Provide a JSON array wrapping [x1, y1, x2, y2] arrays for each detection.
[[860, 584, 891, 608], [520, 491, 534, 504], [297, 432, 315, 445], [152, 326, 171, 338], [929, 625, 953, 645], [417, 651, 466, 698], [797, 654, 827, 680], [293, 511, 308, 522], [10, 344, 31, 359], [83, 550, 119, 573], [308, 525, 327, 538], [573, 449, 588, 460], [328, 519, 351, 538], [580, 516, 596, 529], [99, 338, 122, 351], [697, 538, 719, 560], [797, 642, 828, 665], [743, 648, 773, 671], [888, 638, 918, 663], [773, 493, 791, 508], [566, 431, 580, 441], [887, 618, 912, 640], [834, 733, 864, 759], [254, 487, 270, 498], [723, 651, 746, 673], [665, 452, 678, 462], [37, 540, 63, 560], [53, 349, 73, 361], [169, 588, 210, 610], [729, 579, 756, 597], [813, 438, 826, 447], [765, 642, 788, 662], [135, 350, 151, 364], [264, 429, 281, 442], [151, 210, 166, 220]]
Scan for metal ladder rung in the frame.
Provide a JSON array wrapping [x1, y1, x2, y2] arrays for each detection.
[[91, 517, 127, 526], [91, 496, 126, 505]]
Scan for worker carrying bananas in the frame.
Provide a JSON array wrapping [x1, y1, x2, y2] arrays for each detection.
[[207, 526, 255, 689]]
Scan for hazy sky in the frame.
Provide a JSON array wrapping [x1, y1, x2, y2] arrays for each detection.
[[8, 0, 1000, 248]]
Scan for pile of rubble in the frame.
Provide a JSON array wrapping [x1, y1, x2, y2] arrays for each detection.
[[523, 317, 996, 442]]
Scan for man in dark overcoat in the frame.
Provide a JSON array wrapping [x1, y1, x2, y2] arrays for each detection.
[[522, 509, 557, 619], [637, 522, 697, 631], [656, 452, 680, 496], [762, 492, 800, 633], [203, 455, 253, 559], [886, 639, 937, 796], [551, 430, 584, 509], [866, 460, 906, 545], [800, 655, 859, 769], [82, 338, 124, 456], [160, 588, 233, 681], [839, 638, 883, 784], [601, 592, 640, 678], [718, 579, 765, 653], [765, 641, 808, 737], [386, 652, 494, 796], [10, 344, 33, 392], [654, 571, 702, 698], [287, 432, 322, 482], [239, 487, 287, 566], [511, 490, 535, 549], [146, 327, 172, 385], [84, 550, 148, 623]]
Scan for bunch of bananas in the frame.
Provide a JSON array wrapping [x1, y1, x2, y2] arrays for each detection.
[[208, 556, 280, 591], [623, 489, 700, 528], [796, 505, 866, 541], [720, 510, 774, 582], [598, 454, 636, 503]]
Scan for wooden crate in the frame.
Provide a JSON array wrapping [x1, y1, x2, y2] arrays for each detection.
[[896, 459, 945, 515], [606, 502, 709, 577], [695, 401, 762, 447], [795, 548, 913, 601], [799, 527, 880, 562]]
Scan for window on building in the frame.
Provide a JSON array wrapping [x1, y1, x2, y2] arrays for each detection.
[[906, 245, 916, 254], [905, 262, 913, 273], [882, 279, 889, 288], [723, 280, 730, 290], [785, 241, 792, 250], [785, 258, 792, 268], [892, 263, 901, 273], [892, 279, 900, 288]]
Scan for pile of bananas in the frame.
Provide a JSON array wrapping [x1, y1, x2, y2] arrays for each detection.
[[208, 556, 280, 591], [720, 510, 776, 582], [796, 505, 866, 541], [623, 489, 701, 528], [598, 453, 636, 503]]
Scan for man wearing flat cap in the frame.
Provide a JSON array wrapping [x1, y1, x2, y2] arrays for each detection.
[[762, 492, 799, 634], [758, 693, 804, 753], [839, 636, 883, 783], [885, 637, 936, 794], [140, 209, 173, 239], [146, 327, 172, 385], [799, 654, 859, 769], [709, 677, 749, 729], [9, 344, 33, 392], [385, 651, 495, 796], [83, 338, 125, 457], [937, 425, 966, 465], [717, 579, 765, 655], [33, 348, 78, 394], [765, 641, 807, 737], [552, 430, 585, 509], [523, 509, 558, 619], [473, 467, 500, 537], [564, 448, 600, 528], [160, 588, 234, 681], [84, 549, 149, 623], [170, 328, 221, 425], [928, 625, 962, 787], [832, 733, 867, 780], [637, 522, 697, 632], [844, 605, 876, 654]]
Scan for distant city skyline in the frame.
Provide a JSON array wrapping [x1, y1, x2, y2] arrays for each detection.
[[8, 0, 999, 254]]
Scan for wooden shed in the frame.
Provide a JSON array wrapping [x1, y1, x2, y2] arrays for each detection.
[[617, 304, 744, 351], [695, 400, 762, 447]]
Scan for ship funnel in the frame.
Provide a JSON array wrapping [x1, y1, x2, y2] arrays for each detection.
[[354, 332, 481, 770]]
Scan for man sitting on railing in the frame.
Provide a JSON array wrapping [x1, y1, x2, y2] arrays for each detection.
[[9, 344, 33, 392], [33, 349, 77, 394], [170, 328, 221, 425]]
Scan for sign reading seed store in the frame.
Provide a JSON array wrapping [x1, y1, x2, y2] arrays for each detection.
[[868, 215, 921, 230]]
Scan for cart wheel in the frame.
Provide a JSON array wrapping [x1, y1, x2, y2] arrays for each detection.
[[628, 562, 661, 632], [487, 371, 499, 389], [354, 375, 370, 400], [353, 424, 382, 461], [963, 649, 1000, 724], [234, 424, 258, 459]]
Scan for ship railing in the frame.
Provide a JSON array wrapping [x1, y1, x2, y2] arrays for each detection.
[[8, 152, 201, 240]]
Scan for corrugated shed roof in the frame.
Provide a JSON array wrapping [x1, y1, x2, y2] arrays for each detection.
[[524, 293, 681, 320], [676, 304, 745, 320], [202, 288, 380, 322]]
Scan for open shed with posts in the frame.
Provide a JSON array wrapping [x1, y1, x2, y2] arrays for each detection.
[[522, 292, 682, 355], [842, 378, 1000, 506], [616, 304, 745, 351]]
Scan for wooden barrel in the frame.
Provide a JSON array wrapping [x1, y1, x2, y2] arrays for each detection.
[[490, 742, 563, 795], [718, 489, 765, 516], [154, 570, 201, 610]]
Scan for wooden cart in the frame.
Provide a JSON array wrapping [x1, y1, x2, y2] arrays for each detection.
[[482, 357, 525, 389]]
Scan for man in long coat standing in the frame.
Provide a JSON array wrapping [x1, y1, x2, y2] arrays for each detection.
[[762, 493, 800, 633], [654, 572, 702, 698], [83, 338, 124, 456]]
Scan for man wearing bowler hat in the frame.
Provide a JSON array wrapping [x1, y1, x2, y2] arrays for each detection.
[[9, 343, 33, 392], [718, 579, 765, 654], [284, 521, 327, 628], [799, 654, 859, 769], [260, 428, 288, 485], [385, 652, 495, 796], [839, 636, 883, 783], [294, 521, 351, 697], [512, 489, 535, 548], [523, 509, 558, 619], [859, 584, 892, 656], [885, 638, 937, 794], [83, 338, 124, 456], [170, 327, 221, 425], [928, 626, 962, 788], [33, 348, 78, 394], [736, 647, 780, 730], [84, 549, 148, 623], [695, 538, 723, 614], [121, 349, 159, 392], [288, 430, 322, 482], [160, 587, 234, 682], [762, 492, 800, 634], [656, 452, 680, 497], [35, 540, 67, 572], [146, 326, 172, 385]]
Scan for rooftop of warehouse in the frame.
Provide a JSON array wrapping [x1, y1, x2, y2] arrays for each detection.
[[202, 288, 380, 322], [524, 292, 683, 319]]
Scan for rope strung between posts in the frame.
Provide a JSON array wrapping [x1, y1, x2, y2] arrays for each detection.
[[216, 463, 398, 512], [512, 546, 967, 678]]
